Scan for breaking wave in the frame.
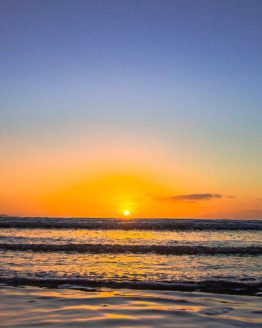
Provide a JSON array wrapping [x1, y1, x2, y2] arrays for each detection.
[[1, 277, 261, 296], [1, 217, 262, 231], [0, 243, 261, 255]]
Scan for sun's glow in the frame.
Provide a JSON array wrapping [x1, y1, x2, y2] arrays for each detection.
[[123, 210, 130, 216]]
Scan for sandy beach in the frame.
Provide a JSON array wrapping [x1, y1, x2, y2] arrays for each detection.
[[0, 285, 261, 327]]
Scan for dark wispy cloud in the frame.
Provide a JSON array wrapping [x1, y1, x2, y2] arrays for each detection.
[[154, 193, 224, 202]]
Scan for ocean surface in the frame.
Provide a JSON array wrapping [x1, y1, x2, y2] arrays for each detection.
[[0, 217, 262, 296]]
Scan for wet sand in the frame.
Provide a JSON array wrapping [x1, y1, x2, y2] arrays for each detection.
[[0, 285, 261, 327]]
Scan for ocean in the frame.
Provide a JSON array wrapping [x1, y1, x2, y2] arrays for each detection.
[[0, 217, 261, 295]]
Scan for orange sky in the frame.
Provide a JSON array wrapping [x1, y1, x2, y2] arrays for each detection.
[[1, 132, 261, 219]]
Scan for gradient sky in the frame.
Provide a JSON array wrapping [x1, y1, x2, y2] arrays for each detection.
[[0, 0, 262, 218]]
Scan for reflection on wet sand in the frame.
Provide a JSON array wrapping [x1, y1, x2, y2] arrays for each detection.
[[0, 286, 261, 327]]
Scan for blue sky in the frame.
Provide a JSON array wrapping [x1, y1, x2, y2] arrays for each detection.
[[1, 0, 262, 137]]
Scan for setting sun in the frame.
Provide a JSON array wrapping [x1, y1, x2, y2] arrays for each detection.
[[123, 210, 130, 217]]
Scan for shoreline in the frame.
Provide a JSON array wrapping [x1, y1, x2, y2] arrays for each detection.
[[0, 285, 261, 327], [1, 278, 261, 297]]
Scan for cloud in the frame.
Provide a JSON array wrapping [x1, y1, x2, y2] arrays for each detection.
[[154, 193, 224, 202]]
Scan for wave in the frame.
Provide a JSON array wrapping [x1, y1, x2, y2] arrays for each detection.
[[0, 243, 261, 255], [0, 277, 261, 296], [1, 217, 262, 230]]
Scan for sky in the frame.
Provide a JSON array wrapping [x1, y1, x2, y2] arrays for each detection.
[[0, 0, 262, 218]]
